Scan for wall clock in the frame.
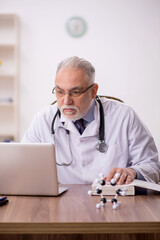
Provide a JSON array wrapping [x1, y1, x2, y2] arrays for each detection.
[[66, 16, 87, 38]]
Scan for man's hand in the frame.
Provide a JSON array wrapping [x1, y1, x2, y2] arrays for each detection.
[[105, 168, 137, 185]]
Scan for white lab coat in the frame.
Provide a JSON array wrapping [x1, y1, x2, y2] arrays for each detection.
[[21, 98, 160, 184]]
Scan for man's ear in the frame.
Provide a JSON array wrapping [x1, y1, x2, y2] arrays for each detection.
[[92, 84, 99, 99]]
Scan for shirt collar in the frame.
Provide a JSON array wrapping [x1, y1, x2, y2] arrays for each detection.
[[82, 100, 95, 124], [60, 100, 96, 125]]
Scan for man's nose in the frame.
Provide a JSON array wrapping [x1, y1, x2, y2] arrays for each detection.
[[63, 93, 73, 105]]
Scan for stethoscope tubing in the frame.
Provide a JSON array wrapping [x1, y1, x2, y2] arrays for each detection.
[[95, 96, 105, 142]]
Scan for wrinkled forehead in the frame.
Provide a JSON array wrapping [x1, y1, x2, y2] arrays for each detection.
[[55, 68, 90, 87]]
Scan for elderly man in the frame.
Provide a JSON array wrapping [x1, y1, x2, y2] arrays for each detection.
[[22, 56, 160, 184]]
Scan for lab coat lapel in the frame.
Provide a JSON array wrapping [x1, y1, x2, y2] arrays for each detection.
[[58, 114, 79, 135], [82, 101, 99, 137], [64, 120, 79, 135]]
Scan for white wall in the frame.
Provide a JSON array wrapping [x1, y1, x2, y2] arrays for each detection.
[[1, 0, 160, 153]]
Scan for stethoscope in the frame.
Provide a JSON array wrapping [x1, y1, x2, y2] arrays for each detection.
[[51, 96, 108, 166]]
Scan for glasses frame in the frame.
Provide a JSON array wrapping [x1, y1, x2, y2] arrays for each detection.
[[52, 83, 95, 97]]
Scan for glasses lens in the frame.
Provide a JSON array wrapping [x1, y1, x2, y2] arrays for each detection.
[[55, 89, 65, 97], [70, 90, 81, 97]]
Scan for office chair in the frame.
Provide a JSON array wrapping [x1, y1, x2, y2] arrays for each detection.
[[97, 95, 123, 103]]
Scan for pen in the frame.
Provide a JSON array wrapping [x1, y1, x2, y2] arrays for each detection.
[[0, 199, 9, 206], [0, 196, 7, 202]]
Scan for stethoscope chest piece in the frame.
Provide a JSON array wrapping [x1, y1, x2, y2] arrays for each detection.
[[97, 140, 108, 153]]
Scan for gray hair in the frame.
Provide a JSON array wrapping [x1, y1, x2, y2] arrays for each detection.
[[56, 56, 95, 83]]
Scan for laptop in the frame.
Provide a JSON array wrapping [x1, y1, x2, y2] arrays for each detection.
[[0, 142, 68, 196]]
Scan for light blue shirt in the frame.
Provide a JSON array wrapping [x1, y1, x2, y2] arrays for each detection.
[[82, 100, 95, 127], [73, 100, 95, 130]]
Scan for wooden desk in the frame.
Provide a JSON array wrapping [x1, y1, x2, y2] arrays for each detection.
[[0, 184, 160, 240]]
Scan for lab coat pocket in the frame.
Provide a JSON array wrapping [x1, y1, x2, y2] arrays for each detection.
[[104, 143, 126, 172]]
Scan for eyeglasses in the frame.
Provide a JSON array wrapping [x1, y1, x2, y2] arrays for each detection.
[[52, 84, 94, 97]]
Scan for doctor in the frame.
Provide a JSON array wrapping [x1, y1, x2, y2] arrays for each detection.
[[22, 56, 160, 184]]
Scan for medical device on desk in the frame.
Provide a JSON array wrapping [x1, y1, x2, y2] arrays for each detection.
[[51, 96, 108, 166]]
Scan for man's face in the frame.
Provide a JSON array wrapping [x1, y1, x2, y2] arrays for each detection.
[[55, 68, 98, 121]]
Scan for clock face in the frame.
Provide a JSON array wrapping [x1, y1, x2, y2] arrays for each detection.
[[66, 17, 87, 38]]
